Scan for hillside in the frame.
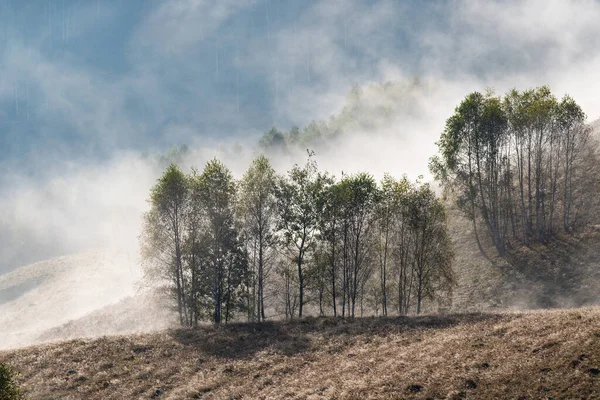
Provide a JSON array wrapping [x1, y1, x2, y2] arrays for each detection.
[[448, 206, 600, 312], [2, 308, 600, 399], [35, 294, 177, 344], [0, 250, 142, 349], [444, 115, 600, 311], [0, 116, 598, 356]]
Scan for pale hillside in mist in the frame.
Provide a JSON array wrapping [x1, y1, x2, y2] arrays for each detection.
[[0, 251, 145, 349], [1, 87, 599, 349]]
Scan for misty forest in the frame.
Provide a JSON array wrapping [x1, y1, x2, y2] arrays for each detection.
[[142, 155, 453, 325], [2, 1, 600, 399], [141, 85, 598, 327]]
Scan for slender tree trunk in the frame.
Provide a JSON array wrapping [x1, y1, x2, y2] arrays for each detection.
[[258, 232, 264, 322], [381, 214, 389, 316], [174, 235, 186, 326], [341, 224, 348, 318], [225, 256, 234, 324], [190, 250, 197, 327], [213, 246, 221, 324], [351, 228, 361, 318], [319, 287, 324, 316], [251, 239, 257, 322], [416, 281, 422, 314], [331, 220, 337, 317], [297, 235, 305, 318], [563, 133, 572, 232]]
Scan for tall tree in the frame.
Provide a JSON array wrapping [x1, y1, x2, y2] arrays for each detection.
[[339, 173, 379, 318], [184, 167, 206, 326], [238, 155, 278, 322], [197, 159, 247, 324], [556, 96, 588, 232], [432, 92, 490, 254], [406, 183, 454, 314], [374, 174, 397, 316], [316, 176, 343, 317], [276, 154, 325, 318], [140, 164, 189, 325]]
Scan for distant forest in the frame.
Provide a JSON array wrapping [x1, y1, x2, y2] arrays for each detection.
[[257, 79, 427, 154], [141, 84, 599, 325]]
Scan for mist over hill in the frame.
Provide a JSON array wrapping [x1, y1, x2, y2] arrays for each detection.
[[0, 250, 142, 349], [1, 79, 600, 349], [1, 2, 600, 376]]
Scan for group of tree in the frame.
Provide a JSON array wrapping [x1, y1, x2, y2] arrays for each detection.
[[431, 86, 599, 256], [141, 154, 455, 325], [258, 79, 428, 154]]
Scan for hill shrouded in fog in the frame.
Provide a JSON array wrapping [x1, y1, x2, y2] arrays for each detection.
[[1, 81, 599, 349], [2, 2, 600, 397], [0, 250, 150, 349]]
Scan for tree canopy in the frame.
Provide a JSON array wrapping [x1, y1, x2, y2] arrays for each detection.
[[431, 86, 599, 256], [141, 154, 455, 323]]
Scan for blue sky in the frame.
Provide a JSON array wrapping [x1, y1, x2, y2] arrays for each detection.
[[2, 0, 600, 172], [2, 0, 418, 170], [1, 0, 600, 271]]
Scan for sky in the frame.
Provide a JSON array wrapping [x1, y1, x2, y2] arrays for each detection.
[[1, 0, 600, 272]]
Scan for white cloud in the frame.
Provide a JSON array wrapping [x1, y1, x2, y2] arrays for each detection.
[[2, 0, 600, 272], [193, 0, 596, 190], [132, 0, 256, 58]]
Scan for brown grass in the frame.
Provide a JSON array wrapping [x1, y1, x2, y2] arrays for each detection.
[[447, 204, 600, 312], [2, 308, 600, 399]]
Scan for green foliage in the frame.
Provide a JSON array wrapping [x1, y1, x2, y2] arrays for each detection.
[[141, 163, 190, 325], [238, 155, 279, 322], [239, 156, 278, 231], [143, 152, 455, 321], [275, 155, 330, 317], [141, 160, 248, 325], [432, 86, 595, 255], [150, 164, 188, 217], [197, 159, 246, 323], [259, 127, 288, 153], [406, 183, 454, 308], [0, 363, 24, 400]]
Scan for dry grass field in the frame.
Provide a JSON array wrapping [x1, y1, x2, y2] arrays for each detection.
[[2, 307, 600, 399], [447, 205, 600, 313]]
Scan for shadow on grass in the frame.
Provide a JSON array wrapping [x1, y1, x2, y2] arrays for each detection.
[[169, 321, 311, 359], [168, 312, 505, 360]]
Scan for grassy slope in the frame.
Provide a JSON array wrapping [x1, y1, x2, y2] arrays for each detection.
[[2, 308, 600, 399], [448, 204, 600, 312]]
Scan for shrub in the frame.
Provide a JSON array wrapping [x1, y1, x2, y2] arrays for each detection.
[[0, 363, 24, 400]]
